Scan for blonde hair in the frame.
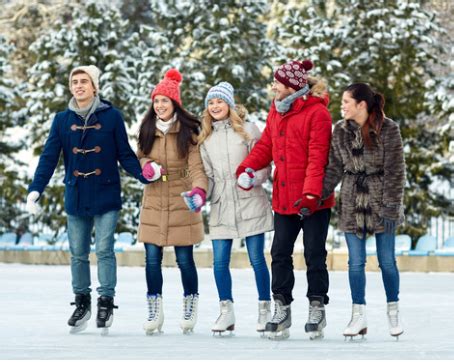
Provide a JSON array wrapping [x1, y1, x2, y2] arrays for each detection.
[[307, 75, 328, 98], [198, 104, 250, 145]]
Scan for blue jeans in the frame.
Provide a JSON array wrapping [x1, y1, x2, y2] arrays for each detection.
[[345, 232, 400, 304], [145, 243, 198, 297], [67, 210, 119, 297], [212, 234, 271, 302]]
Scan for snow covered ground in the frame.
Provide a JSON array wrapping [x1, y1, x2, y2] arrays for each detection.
[[0, 263, 453, 360]]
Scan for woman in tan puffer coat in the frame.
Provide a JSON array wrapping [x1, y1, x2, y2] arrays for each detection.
[[198, 82, 273, 335], [137, 69, 208, 336]]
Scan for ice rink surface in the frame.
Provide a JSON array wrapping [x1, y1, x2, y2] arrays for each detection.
[[0, 263, 453, 360]]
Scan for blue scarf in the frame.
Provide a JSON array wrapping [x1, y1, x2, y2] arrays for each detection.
[[274, 85, 310, 114]]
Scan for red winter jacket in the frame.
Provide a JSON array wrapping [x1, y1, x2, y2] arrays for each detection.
[[237, 94, 335, 215]]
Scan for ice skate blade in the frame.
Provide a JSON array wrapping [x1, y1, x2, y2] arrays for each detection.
[[391, 332, 403, 341], [309, 330, 324, 340], [212, 331, 234, 337], [267, 329, 290, 340], [182, 328, 194, 335], [145, 329, 163, 336], [69, 322, 88, 334], [100, 327, 109, 336]]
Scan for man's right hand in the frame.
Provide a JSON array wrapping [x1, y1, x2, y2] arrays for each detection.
[[26, 191, 41, 215]]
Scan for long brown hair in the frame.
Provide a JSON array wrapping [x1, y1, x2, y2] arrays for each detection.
[[138, 100, 201, 158], [344, 83, 385, 148]]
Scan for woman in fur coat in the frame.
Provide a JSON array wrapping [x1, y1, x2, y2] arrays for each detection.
[[322, 83, 405, 340], [198, 82, 273, 336]]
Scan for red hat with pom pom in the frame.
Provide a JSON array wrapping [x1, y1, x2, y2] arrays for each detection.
[[274, 60, 313, 91], [151, 68, 183, 105]]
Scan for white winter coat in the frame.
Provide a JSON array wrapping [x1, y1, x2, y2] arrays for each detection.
[[200, 119, 274, 239]]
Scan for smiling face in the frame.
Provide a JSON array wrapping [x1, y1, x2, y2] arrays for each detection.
[[207, 98, 230, 121], [271, 79, 296, 101], [341, 91, 367, 123], [70, 72, 96, 105], [153, 95, 175, 121]]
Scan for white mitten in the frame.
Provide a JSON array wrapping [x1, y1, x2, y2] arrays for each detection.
[[26, 191, 41, 215]]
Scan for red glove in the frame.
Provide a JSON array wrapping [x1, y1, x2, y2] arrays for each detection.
[[293, 194, 320, 219]]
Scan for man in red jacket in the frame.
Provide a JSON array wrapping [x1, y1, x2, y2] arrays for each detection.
[[236, 59, 335, 340]]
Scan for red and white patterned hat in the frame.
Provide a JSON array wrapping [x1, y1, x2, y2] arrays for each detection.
[[274, 60, 314, 91]]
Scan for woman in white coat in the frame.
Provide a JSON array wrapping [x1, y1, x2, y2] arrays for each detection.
[[198, 82, 273, 335]]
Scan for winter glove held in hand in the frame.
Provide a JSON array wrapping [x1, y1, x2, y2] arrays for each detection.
[[181, 187, 206, 213], [237, 168, 256, 191], [383, 218, 397, 234], [142, 161, 163, 182], [26, 191, 41, 215], [293, 194, 320, 219]]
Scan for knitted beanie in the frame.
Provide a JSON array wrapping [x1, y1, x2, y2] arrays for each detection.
[[151, 68, 183, 105], [274, 60, 314, 91], [204, 81, 235, 109], [69, 65, 101, 94]]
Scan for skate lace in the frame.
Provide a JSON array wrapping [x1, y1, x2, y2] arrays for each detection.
[[70, 302, 86, 319], [97, 301, 117, 321], [182, 295, 196, 320], [308, 305, 323, 324], [147, 297, 160, 321], [270, 303, 287, 323], [388, 310, 399, 327]]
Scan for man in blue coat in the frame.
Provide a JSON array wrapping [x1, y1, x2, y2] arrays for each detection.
[[26, 65, 150, 334]]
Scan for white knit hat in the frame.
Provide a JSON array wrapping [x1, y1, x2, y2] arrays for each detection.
[[205, 81, 235, 109], [69, 65, 101, 94]]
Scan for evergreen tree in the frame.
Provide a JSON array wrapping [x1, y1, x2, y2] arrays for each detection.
[[0, 36, 26, 233], [23, 1, 143, 234], [270, 0, 348, 117], [334, 0, 453, 240], [144, 0, 274, 115]]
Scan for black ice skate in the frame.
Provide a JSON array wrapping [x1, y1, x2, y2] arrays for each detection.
[[305, 296, 326, 340], [68, 294, 91, 334], [96, 296, 118, 336], [265, 294, 291, 340]]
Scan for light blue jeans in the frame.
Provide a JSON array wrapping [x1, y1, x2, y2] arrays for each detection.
[[345, 232, 400, 304], [67, 210, 119, 297], [212, 233, 271, 302]]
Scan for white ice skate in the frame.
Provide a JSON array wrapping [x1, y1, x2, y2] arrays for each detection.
[[305, 297, 326, 340], [387, 302, 403, 341], [180, 294, 198, 334], [212, 300, 235, 337], [143, 295, 164, 336], [265, 295, 291, 340], [343, 304, 367, 341], [256, 300, 271, 337]]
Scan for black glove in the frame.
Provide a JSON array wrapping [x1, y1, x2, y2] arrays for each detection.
[[383, 218, 396, 234]]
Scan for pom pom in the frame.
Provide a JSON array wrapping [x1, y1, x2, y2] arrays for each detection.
[[302, 60, 314, 71], [165, 68, 182, 83]]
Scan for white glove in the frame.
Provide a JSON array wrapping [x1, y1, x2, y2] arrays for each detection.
[[237, 168, 256, 190], [26, 191, 41, 215]]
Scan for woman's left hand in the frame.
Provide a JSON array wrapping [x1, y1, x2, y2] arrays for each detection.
[[181, 187, 206, 213]]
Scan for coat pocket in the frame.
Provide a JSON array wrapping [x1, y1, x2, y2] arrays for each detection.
[[238, 196, 268, 220]]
